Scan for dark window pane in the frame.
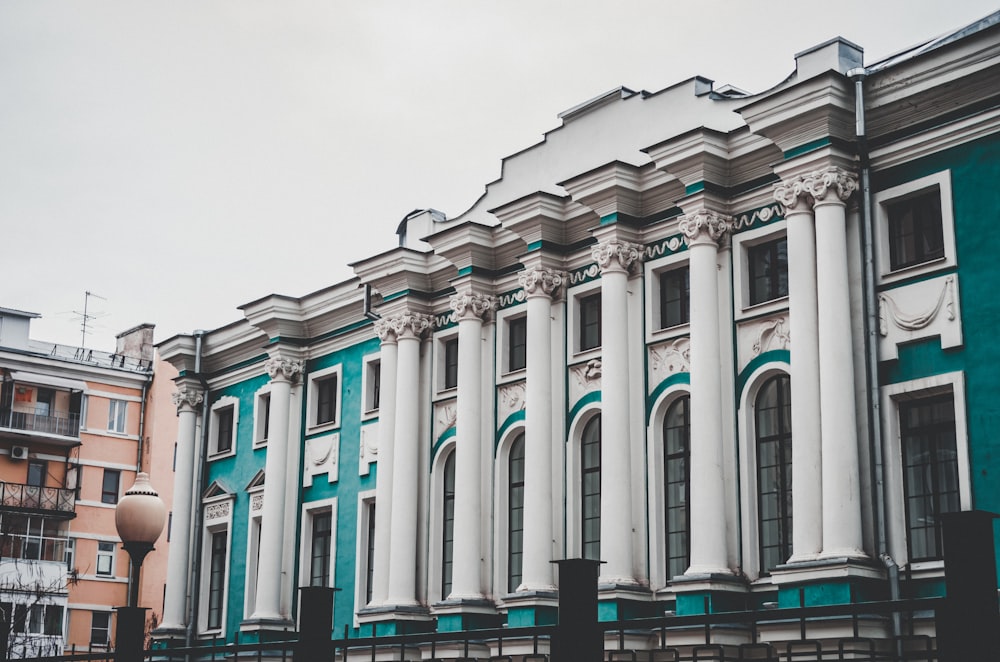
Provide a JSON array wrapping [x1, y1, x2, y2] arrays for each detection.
[[216, 406, 234, 453], [581, 416, 601, 561], [756, 375, 792, 574], [316, 376, 338, 425], [659, 267, 690, 329], [441, 451, 456, 597], [444, 339, 459, 389], [748, 238, 789, 305], [663, 396, 690, 580], [310, 512, 332, 587], [888, 190, 944, 270], [579, 293, 602, 351], [207, 531, 227, 629], [101, 470, 120, 505], [508, 317, 527, 372], [508, 434, 525, 592]]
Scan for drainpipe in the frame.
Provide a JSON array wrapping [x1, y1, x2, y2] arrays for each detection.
[[849, 67, 902, 657], [185, 331, 209, 650]]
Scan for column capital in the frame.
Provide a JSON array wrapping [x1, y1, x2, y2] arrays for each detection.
[[386, 311, 433, 340], [171, 385, 204, 414], [449, 292, 496, 323], [518, 267, 564, 299], [679, 210, 731, 248], [265, 357, 305, 384], [591, 240, 642, 275], [773, 177, 813, 213], [374, 319, 397, 344], [803, 167, 857, 205]]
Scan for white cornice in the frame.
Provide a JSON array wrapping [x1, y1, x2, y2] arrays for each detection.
[[559, 161, 644, 219], [423, 222, 503, 272], [870, 106, 1000, 171]]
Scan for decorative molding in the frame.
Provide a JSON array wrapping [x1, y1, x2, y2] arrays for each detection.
[[569, 359, 602, 405], [649, 337, 690, 389], [679, 210, 731, 247], [496, 289, 526, 309], [359, 423, 378, 476], [498, 381, 526, 424], [753, 316, 790, 355], [877, 275, 962, 361], [591, 240, 642, 275], [374, 319, 397, 343], [773, 179, 811, 211], [204, 502, 230, 521], [731, 202, 784, 233], [566, 263, 601, 286], [303, 434, 339, 487], [171, 386, 204, 413], [250, 494, 263, 514], [265, 357, 304, 383], [435, 401, 457, 435], [386, 312, 433, 340], [880, 276, 955, 335], [449, 292, 497, 323], [803, 167, 857, 204], [518, 268, 564, 299], [644, 234, 686, 260]]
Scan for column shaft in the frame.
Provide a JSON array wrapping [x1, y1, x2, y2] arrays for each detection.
[[370, 335, 398, 606]]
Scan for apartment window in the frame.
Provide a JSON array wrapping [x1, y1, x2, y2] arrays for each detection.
[[96, 541, 115, 576], [365, 501, 376, 605], [663, 396, 690, 580], [310, 511, 332, 587], [579, 293, 602, 351], [316, 377, 338, 426], [888, 189, 944, 271], [443, 339, 459, 390], [90, 611, 111, 646], [581, 416, 601, 561], [207, 530, 228, 630], [756, 375, 792, 574], [365, 360, 381, 412], [107, 400, 127, 434], [31, 604, 62, 636], [26, 461, 46, 487], [441, 450, 456, 598], [507, 434, 525, 593], [900, 393, 959, 561], [101, 469, 120, 505], [215, 406, 234, 454], [255, 392, 270, 445], [659, 267, 690, 329], [748, 238, 788, 305], [508, 317, 527, 373]]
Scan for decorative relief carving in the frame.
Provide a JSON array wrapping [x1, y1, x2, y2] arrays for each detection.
[[359, 423, 378, 476], [374, 319, 397, 343], [649, 338, 690, 390], [731, 202, 784, 232], [250, 494, 263, 513], [566, 264, 601, 286], [773, 178, 811, 211], [876, 275, 962, 361], [879, 276, 955, 335], [449, 292, 496, 322], [753, 316, 790, 355], [204, 502, 230, 521], [436, 401, 457, 433], [172, 386, 204, 413], [644, 235, 686, 260], [568, 359, 602, 405], [387, 312, 433, 340], [519, 268, 564, 298], [303, 433, 339, 487], [265, 357, 304, 383], [591, 241, 642, 275], [498, 382, 526, 424], [803, 167, 857, 203], [496, 290, 526, 308], [679, 210, 731, 247]]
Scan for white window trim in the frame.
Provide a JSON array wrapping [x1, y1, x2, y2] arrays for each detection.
[[208, 396, 239, 460], [495, 305, 528, 383], [492, 426, 525, 596], [566, 280, 603, 363], [243, 485, 264, 618], [732, 221, 789, 321], [107, 399, 127, 435], [736, 362, 791, 583], [433, 329, 460, 397], [198, 495, 233, 638], [299, 497, 337, 589], [306, 365, 343, 433], [95, 541, 115, 578], [360, 353, 381, 421], [644, 252, 691, 344], [565, 404, 601, 560], [874, 170, 956, 286], [252, 385, 271, 449], [880, 371, 970, 568], [352, 489, 376, 624]]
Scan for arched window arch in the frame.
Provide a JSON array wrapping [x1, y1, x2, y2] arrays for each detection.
[[441, 449, 456, 598], [663, 395, 690, 580], [508, 433, 525, 592], [756, 374, 792, 574], [581, 415, 601, 561]]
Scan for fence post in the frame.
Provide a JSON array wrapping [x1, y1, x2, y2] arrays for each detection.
[[553, 559, 602, 662], [115, 606, 148, 662], [936, 510, 1000, 661], [297, 586, 335, 661]]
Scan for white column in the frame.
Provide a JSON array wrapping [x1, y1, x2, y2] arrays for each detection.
[[592, 240, 641, 585], [160, 385, 203, 632], [680, 211, 732, 575], [386, 312, 431, 606], [369, 322, 399, 606], [775, 180, 824, 563], [251, 356, 303, 621], [448, 292, 494, 600], [807, 167, 866, 559], [517, 268, 562, 592]]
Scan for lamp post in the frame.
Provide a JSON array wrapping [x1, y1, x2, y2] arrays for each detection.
[[114, 473, 166, 662]]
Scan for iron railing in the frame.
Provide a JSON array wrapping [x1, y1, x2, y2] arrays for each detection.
[[0, 483, 76, 517], [0, 410, 80, 439]]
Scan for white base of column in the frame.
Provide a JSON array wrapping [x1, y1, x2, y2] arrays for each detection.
[[785, 552, 820, 564], [598, 573, 641, 588], [516, 581, 557, 593], [817, 548, 868, 561], [684, 564, 734, 577]]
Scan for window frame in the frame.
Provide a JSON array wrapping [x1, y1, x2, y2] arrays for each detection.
[[352, 490, 376, 620], [567, 281, 603, 360], [298, 497, 337, 592], [433, 330, 460, 395], [662, 395, 691, 582], [507, 432, 525, 593], [208, 396, 239, 460], [361, 353, 381, 419], [198, 492, 233, 637], [732, 221, 789, 320], [443, 338, 459, 391], [507, 315, 528, 374], [96, 541, 115, 577], [747, 237, 789, 307], [755, 374, 793, 575], [89, 611, 111, 647], [107, 399, 127, 434], [580, 414, 601, 562], [306, 365, 342, 433], [440, 449, 457, 599], [101, 469, 120, 505], [252, 386, 271, 449]]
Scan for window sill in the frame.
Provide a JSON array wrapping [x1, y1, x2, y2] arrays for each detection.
[[306, 421, 340, 436], [649, 322, 690, 343], [207, 449, 236, 462], [879, 255, 951, 287], [736, 295, 789, 322]]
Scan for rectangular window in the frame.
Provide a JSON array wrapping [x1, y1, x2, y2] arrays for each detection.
[[748, 237, 789, 305], [90, 611, 111, 646], [42, 604, 62, 636], [26, 460, 46, 487], [107, 399, 127, 433], [579, 293, 602, 351], [443, 339, 459, 389], [256, 393, 270, 444], [215, 406, 234, 454], [207, 531, 227, 630], [659, 267, 690, 329], [96, 541, 115, 576], [101, 470, 120, 505], [901, 393, 959, 561], [365, 361, 381, 412], [888, 189, 944, 271], [316, 376, 338, 425], [310, 512, 332, 587], [35, 388, 53, 417], [65, 538, 75, 571], [508, 317, 527, 372], [365, 502, 376, 605]]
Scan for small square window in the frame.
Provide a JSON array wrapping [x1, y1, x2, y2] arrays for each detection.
[[101, 469, 120, 505], [579, 293, 602, 351], [888, 189, 944, 271], [215, 406, 234, 454], [316, 376, 338, 425], [107, 400, 127, 434], [659, 267, 690, 329], [96, 541, 115, 576], [508, 317, 527, 373], [748, 238, 788, 305], [443, 339, 459, 390]]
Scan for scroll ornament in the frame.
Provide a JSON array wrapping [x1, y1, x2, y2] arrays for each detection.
[[679, 210, 731, 246], [591, 241, 642, 274], [519, 268, 564, 298], [171, 386, 204, 413], [449, 292, 497, 322], [879, 276, 955, 336]]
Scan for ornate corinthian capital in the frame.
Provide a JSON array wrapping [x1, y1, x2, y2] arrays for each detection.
[[518, 268, 564, 298], [679, 210, 731, 247], [386, 311, 433, 340], [803, 167, 857, 203], [773, 177, 811, 211], [171, 386, 204, 413], [374, 319, 397, 344], [265, 357, 305, 383], [591, 240, 642, 274], [449, 292, 496, 323]]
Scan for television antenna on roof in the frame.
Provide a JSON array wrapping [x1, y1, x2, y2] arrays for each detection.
[[73, 291, 107, 349]]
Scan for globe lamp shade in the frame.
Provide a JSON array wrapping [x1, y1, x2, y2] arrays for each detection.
[[115, 472, 166, 545]]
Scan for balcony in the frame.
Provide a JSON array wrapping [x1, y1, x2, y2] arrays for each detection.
[[0, 409, 81, 443], [0, 483, 76, 519]]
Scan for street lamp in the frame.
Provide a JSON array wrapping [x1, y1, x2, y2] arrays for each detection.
[[114, 472, 166, 662]]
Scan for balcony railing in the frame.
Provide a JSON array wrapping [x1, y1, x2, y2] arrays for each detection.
[[0, 532, 69, 564], [0, 409, 80, 438], [0, 483, 76, 517]]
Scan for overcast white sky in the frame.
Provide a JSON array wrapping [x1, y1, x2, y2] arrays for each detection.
[[1, 1, 997, 350]]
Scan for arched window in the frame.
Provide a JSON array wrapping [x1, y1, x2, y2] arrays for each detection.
[[581, 415, 601, 561], [663, 395, 690, 580], [441, 450, 456, 598], [756, 375, 792, 574], [508, 433, 525, 592]]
